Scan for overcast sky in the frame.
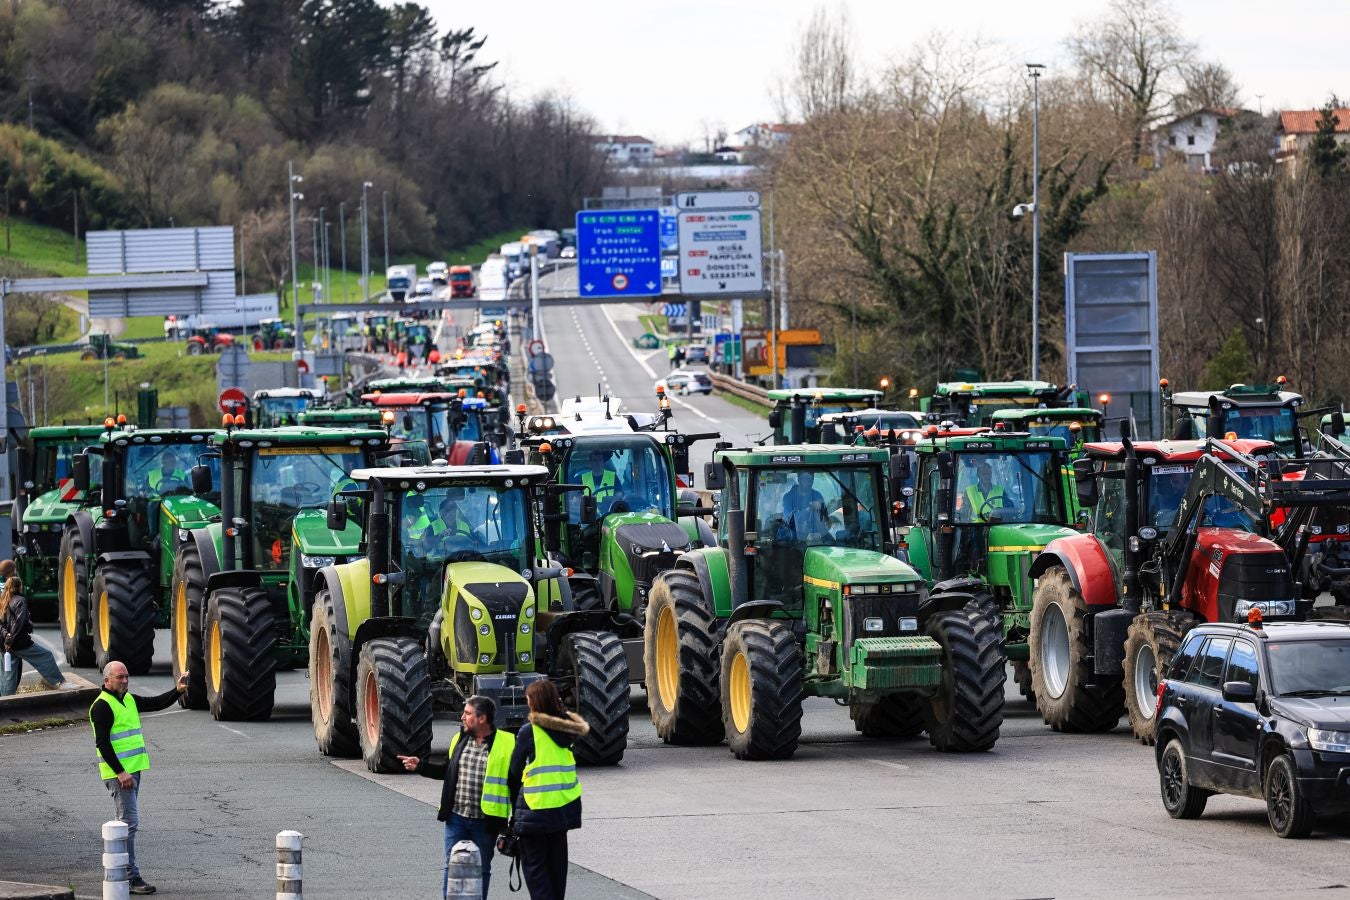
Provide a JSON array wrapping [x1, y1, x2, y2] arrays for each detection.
[[424, 0, 1347, 146]]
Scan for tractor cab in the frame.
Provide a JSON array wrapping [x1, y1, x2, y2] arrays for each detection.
[[817, 408, 924, 445], [767, 388, 883, 444], [253, 388, 320, 428], [990, 408, 1103, 451], [360, 392, 458, 464], [922, 380, 1081, 428], [297, 406, 386, 429], [1164, 380, 1305, 457]]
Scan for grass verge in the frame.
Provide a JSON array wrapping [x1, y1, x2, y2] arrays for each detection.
[[0, 716, 82, 735], [716, 389, 770, 418]]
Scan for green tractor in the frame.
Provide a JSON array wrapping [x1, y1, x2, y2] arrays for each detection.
[[297, 406, 386, 429], [252, 388, 320, 428], [767, 388, 882, 445], [989, 407, 1105, 520], [902, 430, 1078, 700], [13, 426, 109, 618], [254, 318, 294, 351], [168, 423, 394, 719], [307, 464, 631, 772], [645, 445, 1006, 759], [57, 427, 219, 673], [922, 380, 1084, 428], [80, 332, 140, 361]]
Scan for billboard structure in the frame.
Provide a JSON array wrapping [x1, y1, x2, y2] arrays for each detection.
[[86, 226, 237, 317]]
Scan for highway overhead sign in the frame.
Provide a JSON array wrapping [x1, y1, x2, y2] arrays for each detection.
[[675, 191, 760, 210], [576, 208, 662, 298], [677, 209, 764, 295]]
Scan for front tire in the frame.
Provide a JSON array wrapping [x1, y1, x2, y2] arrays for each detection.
[[644, 570, 723, 745], [720, 619, 803, 761], [1029, 567, 1123, 733], [92, 564, 156, 675], [310, 589, 359, 757], [1265, 754, 1315, 838], [170, 545, 209, 710], [924, 611, 1005, 752], [1159, 739, 1208, 819], [58, 528, 94, 667], [204, 586, 277, 721], [355, 637, 433, 773], [1123, 611, 1196, 745], [555, 631, 629, 766]]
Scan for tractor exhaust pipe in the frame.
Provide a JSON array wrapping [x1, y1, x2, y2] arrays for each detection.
[[724, 459, 749, 609], [1120, 425, 1142, 614], [369, 483, 391, 618]]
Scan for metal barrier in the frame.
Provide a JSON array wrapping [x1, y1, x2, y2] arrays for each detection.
[[709, 371, 770, 407]]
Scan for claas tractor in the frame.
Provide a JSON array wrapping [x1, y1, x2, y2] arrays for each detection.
[[57, 425, 219, 673], [922, 380, 1084, 428], [360, 391, 495, 465], [13, 426, 108, 619], [767, 389, 882, 445], [646, 445, 1006, 760], [901, 430, 1079, 703], [307, 465, 631, 772], [168, 423, 394, 720], [253, 388, 320, 428]]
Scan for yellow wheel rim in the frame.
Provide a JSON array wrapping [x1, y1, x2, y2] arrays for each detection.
[[209, 620, 222, 690], [729, 650, 751, 733], [174, 582, 188, 668], [315, 628, 332, 719], [656, 605, 678, 711], [363, 670, 380, 746], [62, 558, 77, 637], [98, 589, 110, 649]]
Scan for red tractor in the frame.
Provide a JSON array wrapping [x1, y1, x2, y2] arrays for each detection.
[[184, 326, 235, 356]]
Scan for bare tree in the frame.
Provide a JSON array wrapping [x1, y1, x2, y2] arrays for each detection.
[[1175, 60, 1240, 112], [779, 6, 856, 123]]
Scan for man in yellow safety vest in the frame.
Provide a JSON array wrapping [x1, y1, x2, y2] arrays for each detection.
[[963, 462, 1005, 523], [579, 451, 619, 513]]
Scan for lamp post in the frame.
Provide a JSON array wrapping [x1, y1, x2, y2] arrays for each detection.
[[1026, 63, 1045, 381], [360, 181, 373, 301], [288, 161, 304, 351], [323, 222, 331, 306], [339, 202, 347, 304], [317, 206, 326, 301], [382, 190, 389, 272]]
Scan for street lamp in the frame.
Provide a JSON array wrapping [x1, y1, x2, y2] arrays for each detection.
[[339, 201, 347, 303], [1026, 63, 1045, 381], [288, 161, 304, 351], [360, 181, 373, 301], [382, 190, 389, 272]]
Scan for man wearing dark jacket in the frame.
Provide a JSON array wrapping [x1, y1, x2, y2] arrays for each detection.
[[400, 695, 514, 899]]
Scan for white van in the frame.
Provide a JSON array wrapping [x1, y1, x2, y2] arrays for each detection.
[[478, 256, 509, 301], [427, 261, 448, 284], [500, 242, 526, 279]]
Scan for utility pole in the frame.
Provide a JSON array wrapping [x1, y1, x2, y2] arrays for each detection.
[[317, 206, 325, 301], [239, 222, 247, 294], [339, 202, 348, 304], [1027, 63, 1045, 381], [310, 216, 319, 302], [288, 161, 304, 351], [72, 190, 79, 264], [382, 190, 389, 271], [323, 222, 331, 307], [361, 181, 373, 300]]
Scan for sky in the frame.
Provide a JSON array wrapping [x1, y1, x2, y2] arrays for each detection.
[[424, 0, 1349, 146]]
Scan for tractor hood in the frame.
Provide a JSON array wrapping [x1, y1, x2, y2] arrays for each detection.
[[22, 486, 81, 524], [447, 561, 530, 594], [160, 494, 219, 527], [602, 511, 690, 553], [805, 546, 922, 587], [984, 522, 1078, 552], [292, 509, 361, 555]]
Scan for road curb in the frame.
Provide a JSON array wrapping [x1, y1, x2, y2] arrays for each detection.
[[0, 671, 100, 721], [0, 880, 74, 899]]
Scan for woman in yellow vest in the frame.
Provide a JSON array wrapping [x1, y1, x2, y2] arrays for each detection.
[[508, 680, 589, 899]]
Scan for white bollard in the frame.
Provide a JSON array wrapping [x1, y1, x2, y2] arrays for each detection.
[[445, 839, 482, 900], [102, 820, 130, 900], [276, 830, 304, 900]]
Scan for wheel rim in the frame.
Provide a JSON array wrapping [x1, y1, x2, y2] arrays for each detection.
[[315, 628, 333, 718], [98, 589, 110, 649], [1133, 640, 1158, 723], [1162, 747, 1185, 808], [174, 581, 188, 668], [729, 649, 751, 733], [363, 670, 380, 746], [1040, 601, 1070, 699], [62, 557, 77, 637], [1269, 764, 1292, 829], [655, 605, 678, 711], [209, 619, 222, 690]]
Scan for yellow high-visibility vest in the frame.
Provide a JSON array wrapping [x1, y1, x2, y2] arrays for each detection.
[[522, 725, 581, 810], [90, 691, 149, 780], [447, 729, 516, 818]]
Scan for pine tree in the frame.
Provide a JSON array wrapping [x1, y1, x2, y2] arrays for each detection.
[[1309, 100, 1347, 177]]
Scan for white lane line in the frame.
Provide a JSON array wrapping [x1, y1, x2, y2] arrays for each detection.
[[216, 723, 250, 740], [597, 304, 720, 422]]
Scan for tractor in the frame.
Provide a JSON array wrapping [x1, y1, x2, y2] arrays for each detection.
[[168, 423, 394, 720], [922, 380, 1084, 428], [767, 388, 882, 445], [297, 406, 386, 430], [13, 426, 108, 619], [366, 377, 508, 445], [252, 388, 320, 428], [254, 318, 294, 351], [645, 444, 1005, 759], [1161, 377, 1329, 457], [307, 464, 630, 772], [362, 312, 393, 354], [57, 425, 219, 673], [80, 332, 140, 361], [360, 391, 495, 465], [182, 326, 234, 356]]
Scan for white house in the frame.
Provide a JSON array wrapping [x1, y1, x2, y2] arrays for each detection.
[[594, 135, 656, 165], [1150, 108, 1240, 172], [733, 122, 799, 149]]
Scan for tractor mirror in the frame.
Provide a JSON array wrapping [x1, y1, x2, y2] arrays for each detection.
[[889, 452, 911, 483], [1332, 412, 1346, 438], [14, 446, 28, 492], [1172, 416, 1196, 440], [703, 461, 725, 490], [503, 448, 525, 465], [936, 450, 954, 480], [767, 407, 782, 429], [580, 494, 598, 525], [1205, 413, 1224, 440], [73, 454, 91, 492], [190, 465, 213, 495], [1221, 681, 1256, 703], [326, 499, 348, 531], [1073, 458, 1098, 507], [403, 414, 416, 432]]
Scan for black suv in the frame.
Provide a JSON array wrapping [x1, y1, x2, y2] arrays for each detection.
[[1154, 620, 1350, 837]]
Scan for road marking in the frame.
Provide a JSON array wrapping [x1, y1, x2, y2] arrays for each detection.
[[143, 708, 187, 719], [599, 305, 719, 423], [216, 723, 251, 739]]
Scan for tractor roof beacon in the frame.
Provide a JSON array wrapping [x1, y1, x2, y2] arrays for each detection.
[[645, 444, 1005, 760]]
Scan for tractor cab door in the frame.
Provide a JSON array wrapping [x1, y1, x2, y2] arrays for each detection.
[[1093, 463, 1128, 582]]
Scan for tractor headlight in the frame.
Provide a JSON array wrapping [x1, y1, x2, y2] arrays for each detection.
[[471, 608, 483, 620], [858, 584, 879, 594], [1309, 729, 1350, 753], [15, 545, 27, 556], [519, 652, 531, 663], [25, 523, 38, 533], [523, 604, 535, 619], [479, 653, 491, 664], [863, 617, 884, 632], [898, 617, 918, 633], [521, 623, 531, 634], [1235, 599, 1295, 619], [301, 555, 336, 569], [479, 624, 490, 636]]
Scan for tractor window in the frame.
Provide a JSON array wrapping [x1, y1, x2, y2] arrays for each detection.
[[454, 410, 483, 443], [564, 439, 674, 521], [1095, 465, 1127, 568], [34, 440, 100, 493], [1021, 420, 1093, 446], [953, 452, 1063, 525], [257, 396, 310, 427], [1222, 407, 1298, 456], [1146, 465, 1193, 528], [250, 446, 363, 571], [123, 444, 201, 499], [388, 406, 451, 446]]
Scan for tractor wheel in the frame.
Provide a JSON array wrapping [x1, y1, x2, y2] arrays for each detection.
[[273, 339, 285, 350], [555, 631, 630, 766], [1012, 661, 1035, 703], [720, 619, 802, 760], [309, 590, 359, 757], [355, 637, 434, 773], [924, 611, 1005, 752], [850, 694, 926, 738], [170, 545, 209, 710], [80, 350, 97, 361], [113, 352, 127, 361], [186, 342, 204, 356], [1029, 566, 1124, 733], [965, 590, 1002, 633], [1123, 610, 1197, 745], [1308, 604, 1350, 622], [92, 565, 156, 675], [58, 528, 94, 667], [644, 569, 723, 745], [571, 580, 605, 613], [204, 586, 277, 721]]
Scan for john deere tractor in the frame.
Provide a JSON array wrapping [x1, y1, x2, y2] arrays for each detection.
[[767, 388, 882, 445], [921, 380, 1085, 427], [57, 426, 219, 673], [307, 464, 630, 772], [252, 388, 320, 428], [168, 423, 394, 719], [80, 332, 140, 361], [645, 445, 1006, 760], [13, 426, 108, 619]]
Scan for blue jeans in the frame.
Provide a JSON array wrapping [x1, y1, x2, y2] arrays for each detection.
[[104, 771, 142, 878], [0, 640, 64, 695], [443, 812, 493, 898]]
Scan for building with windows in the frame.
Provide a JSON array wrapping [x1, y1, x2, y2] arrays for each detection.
[[1149, 108, 1242, 172]]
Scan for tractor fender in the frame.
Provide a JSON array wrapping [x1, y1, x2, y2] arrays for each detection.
[[353, 616, 423, 653], [96, 550, 152, 568], [920, 589, 980, 619], [1028, 536, 1118, 608], [545, 610, 642, 650], [316, 565, 354, 682], [931, 576, 987, 598], [205, 569, 263, 595], [67, 511, 96, 558], [727, 600, 785, 627], [187, 528, 221, 582], [674, 548, 731, 617]]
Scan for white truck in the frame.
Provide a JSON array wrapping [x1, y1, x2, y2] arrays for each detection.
[[499, 242, 526, 280], [385, 264, 418, 302], [427, 261, 448, 285], [478, 255, 509, 302]]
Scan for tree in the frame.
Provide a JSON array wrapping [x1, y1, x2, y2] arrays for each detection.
[[1175, 60, 1239, 112], [1309, 100, 1347, 177], [778, 5, 855, 122]]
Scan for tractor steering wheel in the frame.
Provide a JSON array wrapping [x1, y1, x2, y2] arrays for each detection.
[[978, 494, 1016, 522]]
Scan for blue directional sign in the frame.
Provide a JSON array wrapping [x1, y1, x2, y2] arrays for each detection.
[[659, 206, 679, 252], [576, 208, 663, 298]]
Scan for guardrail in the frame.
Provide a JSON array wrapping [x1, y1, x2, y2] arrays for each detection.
[[710, 371, 769, 407]]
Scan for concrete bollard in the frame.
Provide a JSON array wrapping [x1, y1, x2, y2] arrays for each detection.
[[102, 820, 130, 900], [276, 830, 304, 900], [445, 840, 481, 900]]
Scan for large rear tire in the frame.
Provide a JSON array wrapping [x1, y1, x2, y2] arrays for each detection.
[[924, 611, 1005, 752], [1029, 566, 1123, 733], [556, 631, 629, 766], [92, 565, 156, 675], [170, 545, 209, 710], [720, 619, 803, 761], [644, 569, 723, 745], [851, 694, 926, 738], [204, 586, 277, 721], [57, 528, 94, 667], [1123, 610, 1196, 745], [310, 589, 359, 757], [356, 637, 434, 773]]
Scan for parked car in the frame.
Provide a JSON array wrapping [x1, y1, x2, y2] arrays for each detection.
[[1155, 619, 1350, 838], [656, 368, 714, 396]]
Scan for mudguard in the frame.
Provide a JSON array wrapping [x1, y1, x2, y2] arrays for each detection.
[[205, 569, 263, 594], [728, 599, 785, 627], [187, 527, 221, 582], [674, 548, 732, 617], [96, 550, 151, 567], [1028, 535, 1118, 608], [68, 511, 96, 558]]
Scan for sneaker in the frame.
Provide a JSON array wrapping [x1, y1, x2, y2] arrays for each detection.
[[129, 877, 157, 894], [59, 681, 82, 690]]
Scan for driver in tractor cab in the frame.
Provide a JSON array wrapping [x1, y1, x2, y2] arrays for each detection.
[[147, 451, 188, 494], [960, 463, 1005, 524], [1151, 470, 1192, 528], [780, 471, 828, 539], [416, 491, 475, 551], [580, 451, 620, 514]]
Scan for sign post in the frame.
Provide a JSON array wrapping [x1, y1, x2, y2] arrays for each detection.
[[576, 209, 662, 299]]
